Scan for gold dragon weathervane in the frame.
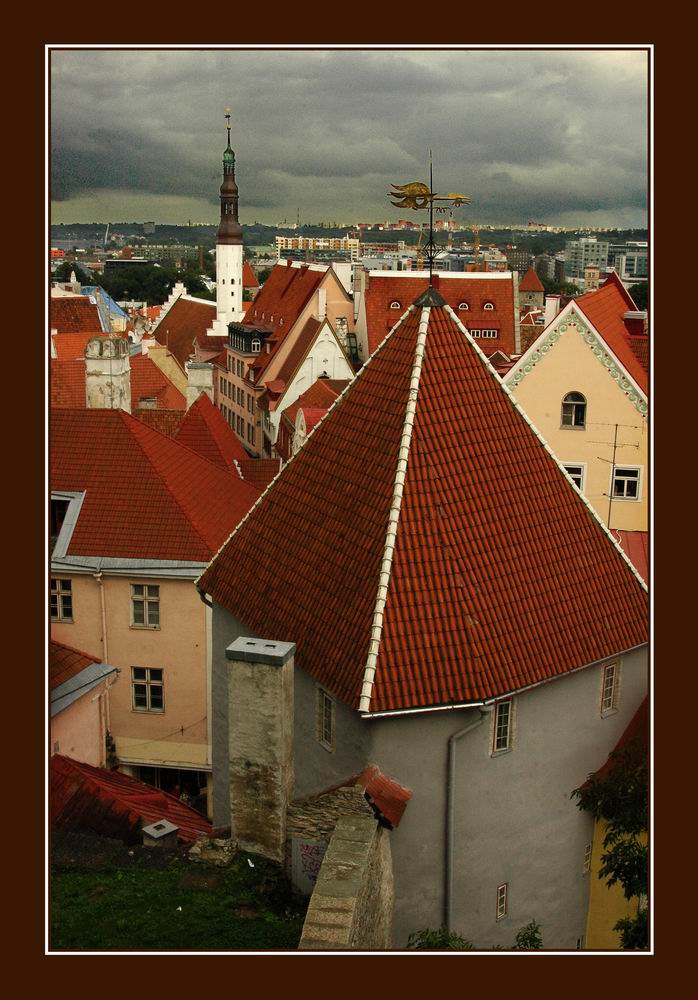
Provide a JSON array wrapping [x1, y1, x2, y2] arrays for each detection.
[[389, 151, 471, 283]]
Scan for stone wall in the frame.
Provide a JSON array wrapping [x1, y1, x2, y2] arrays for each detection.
[[298, 814, 394, 950]]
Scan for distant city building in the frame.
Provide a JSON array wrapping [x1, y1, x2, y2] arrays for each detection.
[[143, 221, 156, 235], [564, 237, 610, 279], [505, 248, 533, 275], [534, 254, 556, 282], [276, 235, 361, 261], [608, 242, 648, 284]]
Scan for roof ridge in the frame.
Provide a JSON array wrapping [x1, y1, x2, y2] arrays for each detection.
[[443, 303, 648, 596], [195, 303, 419, 593], [358, 305, 431, 713]]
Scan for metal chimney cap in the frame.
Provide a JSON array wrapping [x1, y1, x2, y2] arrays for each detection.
[[225, 636, 296, 666]]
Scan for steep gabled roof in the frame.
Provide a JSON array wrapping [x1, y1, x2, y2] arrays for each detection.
[[51, 754, 211, 844], [133, 408, 186, 437], [575, 275, 648, 393], [50, 354, 186, 411], [519, 266, 545, 292], [238, 458, 282, 491], [50, 409, 260, 562], [243, 260, 259, 288], [268, 316, 322, 397], [363, 272, 517, 356], [49, 640, 101, 690], [174, 392, 249, 471], [52, 331, 106, 359], [152, 296, 216, 368], [50, 296, 104, 333], [279, 378, 349, 434], [199, 293, 648, 715]]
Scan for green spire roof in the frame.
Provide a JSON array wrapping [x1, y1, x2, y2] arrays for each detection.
[[223, 144, 235, 168]]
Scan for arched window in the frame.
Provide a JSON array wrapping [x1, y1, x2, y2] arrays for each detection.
[[483, 302, 495, 310], [458, 302, 469, 311], [389, 300, 402, 310], [251, 338, 261, 353], [561, 391, 587, 428]]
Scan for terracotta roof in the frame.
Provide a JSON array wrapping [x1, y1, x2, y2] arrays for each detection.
[[363, 273, 517, 356], [280, 378, 348, 429], [354, 765, 412, 829], [238, 458, 282, 491], [52, 332, 107, 359], [612, 530, 649, 584], [133, 408, 185, 437], [152, 296, 216, 368], [243, 260, 259, 288], [49, 640, 101, 690], [627, 335, 649, 374], [199, 296, 648, 714], [51, 754, 211, 845], [519, 266, 545, 292], [591, 696, 648, 782], [50, 408, 261, 562], [50, 297, 103, 334], [267, 316, 322, 401], [174, 393, 249, 471], [50, 355, 186, 411], [575, 274, 648, 393]]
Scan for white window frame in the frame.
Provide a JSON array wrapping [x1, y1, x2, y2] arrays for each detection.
[[496, 883, 508, 920], [491, 698, 514, 754], [251, 338, 261, 353], [483, 302, 495, 310], [610, 465, 642, 502], [316, 686, 335, 752], [563, 462, 586, 492], [131, 666, 165, 713], [130, 583, 160, 629], [561, 391, 587, 429], [50, 578, 73, 622], [458, 302, 469, 311], [600, 660, 621, 716], [389, 300, 402, 310]]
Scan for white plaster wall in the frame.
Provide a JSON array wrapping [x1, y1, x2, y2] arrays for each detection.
[[216, 244, 244, 325]]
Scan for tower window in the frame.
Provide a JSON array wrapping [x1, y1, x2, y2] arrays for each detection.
[[251, 338, 261, 353]]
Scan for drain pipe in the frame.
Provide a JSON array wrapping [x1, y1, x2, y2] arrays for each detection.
[[445, 705, 494, 931], [94, 570, 108, 662]]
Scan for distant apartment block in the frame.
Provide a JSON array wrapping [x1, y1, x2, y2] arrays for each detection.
[[608, 242, 648, 283], [276, 235, 361, 261], [564, 237, 610, 279]]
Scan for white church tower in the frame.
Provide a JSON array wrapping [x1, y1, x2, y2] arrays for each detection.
[[208, 110, 244, 338]]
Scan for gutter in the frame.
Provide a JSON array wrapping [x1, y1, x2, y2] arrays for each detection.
[[445, 705, 494, 931]]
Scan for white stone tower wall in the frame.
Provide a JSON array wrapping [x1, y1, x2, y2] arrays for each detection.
[[216, 243, 244, 326]]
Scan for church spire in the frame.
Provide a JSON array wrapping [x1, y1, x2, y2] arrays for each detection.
[[218, 108, 242, 245]]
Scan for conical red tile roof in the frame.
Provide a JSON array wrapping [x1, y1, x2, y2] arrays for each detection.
[[519, 266, 545, 292], [199, 294, 648, 714], [174, 392, 249, 471]]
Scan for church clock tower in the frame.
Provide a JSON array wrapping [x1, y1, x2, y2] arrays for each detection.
[[208, 110, 244, 336]]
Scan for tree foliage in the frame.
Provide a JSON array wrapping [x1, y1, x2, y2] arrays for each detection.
[[628, 283, 648, 310], [407, 921, 542, 951], [53, 261, 93, 284]]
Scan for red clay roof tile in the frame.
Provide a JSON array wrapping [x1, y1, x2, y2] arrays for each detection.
[[519, 266, 545, 292], [575, 275, 648, 393], [50, 297, 103, 333], [49, 640, 102, 690], [152, 296, 216, 368], [174, 393, 249, 470]]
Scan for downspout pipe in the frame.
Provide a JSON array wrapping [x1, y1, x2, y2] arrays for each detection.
[[445, 705, 494, 931], [94, 570, 108, 662]]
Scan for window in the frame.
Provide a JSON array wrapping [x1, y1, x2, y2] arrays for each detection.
[[251, 338, 261, 353], [601, 661, 621, 715], [483, 302, 495, 310], [481, 329, 498, 339], [492, 699, 513, 753], [131, 584, 160, 628], [458, 302, 469, 311], [470, 329, 481, 338], [317, 687, 335, 752], [561, 391, 587, 428], [563, 464, 585, 491], [612, 467, 641, 501], [132, 667, 164, 713], [496, 883, 508, 920], [51, 578, 73, 622], [583, 843, 592, 873], [389, 300, 402, 310]]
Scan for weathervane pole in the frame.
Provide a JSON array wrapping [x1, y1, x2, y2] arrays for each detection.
[[428, 149, 434, 285]]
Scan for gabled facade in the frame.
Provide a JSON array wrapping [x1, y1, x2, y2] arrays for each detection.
[[505, 276, 649, 532], [198, 285, 648, 947], [50, 640, 119, 768]]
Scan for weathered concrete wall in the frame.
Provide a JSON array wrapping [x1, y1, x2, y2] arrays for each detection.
[[226, 641, 294, 862], [299, 815, 393, 950]]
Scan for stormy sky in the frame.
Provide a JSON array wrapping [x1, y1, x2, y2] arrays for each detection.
[[50, 48, 648, 228]]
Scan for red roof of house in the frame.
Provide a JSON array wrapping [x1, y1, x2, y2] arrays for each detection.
[[354, 766, 412, 828], [174, 393, 249, 470], [52, 331, 106, 359], [50, 408, 261, 562], [50, 354, 186, 411], [152, 296, 216, 368], [613, 530, 649, 584], [199, 295, 648, 714], [591, 696, 648, 782], [280, 378, 347, 429], [49, 640, 101, 691], [266, 317, 323, 405], [50, 296, 103, 334], [519, 266, 545, 292], [238, 458, 282, 491], [363, 273, 517, 356], [51, 754, 211, 844], [133, 408, 186, 437], [243, 260, 259, 288], [575, 274, 648, 393]]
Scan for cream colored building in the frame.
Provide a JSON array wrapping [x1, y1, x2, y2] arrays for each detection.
[[505, 284, 648, 533]]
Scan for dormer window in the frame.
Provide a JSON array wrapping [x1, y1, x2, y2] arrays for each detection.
[[389, 301, 402, 310], [483, 302, 495, 310], [251, 338, 261, 353], [458, 302, 469, 311]]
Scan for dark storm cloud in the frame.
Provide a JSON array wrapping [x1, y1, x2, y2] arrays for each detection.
[[50, 48, 648, 224]]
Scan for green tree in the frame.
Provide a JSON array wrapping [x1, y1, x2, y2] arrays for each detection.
[[53, 261, 92, 284], [407, 921, 542, 951], [572, 737, 648, 949], [628, 283, 648, 310]]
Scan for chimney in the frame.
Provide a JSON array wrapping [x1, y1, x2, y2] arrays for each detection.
[[318, 287, 327, 321], [185, 362, 214, 409], [225, 637, 295, 862], [544, 294, 561, 328], [623, 310, 648, 338], [85, 336, 131, 413]]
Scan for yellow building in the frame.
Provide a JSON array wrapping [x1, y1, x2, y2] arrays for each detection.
[[506, 275, 648, 532]]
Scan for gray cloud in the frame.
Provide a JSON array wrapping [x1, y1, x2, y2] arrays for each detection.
[[50, 48, 648, 226]]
